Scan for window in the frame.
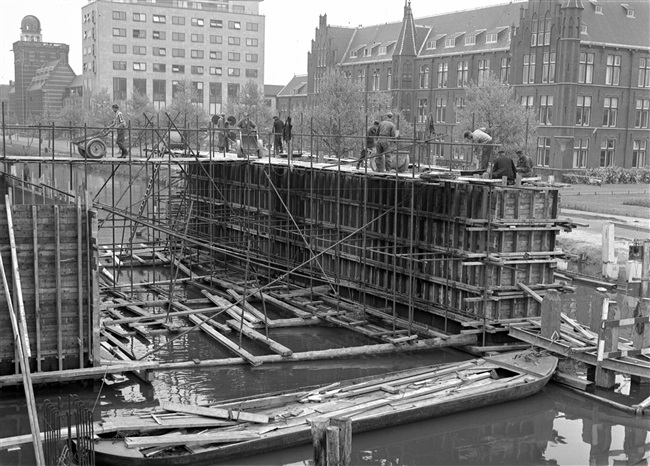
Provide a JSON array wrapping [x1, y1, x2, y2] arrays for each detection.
[[536, 137, 551, 167], [191, 66, 204, 74], [372, 68, 380, 91], [455, 97, 466, 124], [576, 96, 591, 126], [486, 32, 497, 44], [233, 5, 245, 13], [357, 69, 365, 83], [523, 54, 535, 84], [133, 13, 146, 22], [437, 62, 448, 88], [500, 57, 511, 82], [521, 95, 534, 109], [600, 139, 615, 166], [456, 60, 468, 87], [246, 53, 258, 63], [153, 47, 165, 56], [465, 36, 476, 46], [595, 5, 603, 14], [426, 40, 436, 50], [172, 48, 185, 58], [364, 48, 371, 57], [605, 55, 621, 85], [419, 65, 430, 89], [602, 97, 618, 127], [228, 83, 239, 98], [191, 50, 204, 59], [113, 28, 126, 37], [209, 82, 222, 114], [210, 35, 223, 44], [152, 15, 166, 23], [113, 44, 126, 54], [191, 33, 204, 43], [153, 63, 166, 72], [228, 52, 240, 61], [417, 99, 428, 123], [153, 79, 166, 110], [573, 139, 588, 168], [228, 68, 240, 76], [445, 37, 456, 48], [172, 64, 185, 73], [210, 19, 223, 28], [539, 95, 553, 125], [580, 24, 588, 34], [210, 51, 222, 60], [578, 53, 594, 84], [133, 62, 146, 71], [626, 7, 635, 17], [133, 29, 146, 39], [228, 37, 241, 46], [542, 52, 556, 83], [209, 66, 222, 75], [639, 58, 650, 87], [133, 46, 146, 55], [191, 18, 204, 27], [153, 31, 165, 40], [636, 99, 649, 128], [112, 11, 126, 20], [133, 78, 146, 96], [387, 67, 392, 90], [172, 32, 185, 42], [246, 69, 258, 78], [246, 38, 259, 47], [172, 81, 182, 99], [246, 22, 259, 31], [435, 98, 446, 123], [379, 46, 387, 55], [477, 59, 490, 86], [172, 16, 185, 25], [113, 61, 126, 70], [113, 77, 126, 101], [632, 140, 647, 167], [531, 16, 551, 46], [229, 21, 241, 30]]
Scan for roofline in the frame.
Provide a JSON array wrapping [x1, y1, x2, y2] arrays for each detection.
[[581, 40, 650, 51], [413, 0, 524, 20]]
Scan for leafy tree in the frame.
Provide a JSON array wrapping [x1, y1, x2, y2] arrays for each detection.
[[457, 74, 538, 157], [88, 88, 115, 131], [163, 80, 209, 148], [226, 80, 273, 136], [56, 94, 87, 139], [126, 90, 156, 145]]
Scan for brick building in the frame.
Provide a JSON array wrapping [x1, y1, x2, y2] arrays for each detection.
[[306, 0, 649, 169], [81, 0, 265, 114]]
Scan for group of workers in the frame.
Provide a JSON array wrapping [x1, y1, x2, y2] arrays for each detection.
[[463, 128, 534, 183]]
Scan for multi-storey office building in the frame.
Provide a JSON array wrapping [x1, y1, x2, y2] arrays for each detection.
[[306, 0, 649, 170], [81, 0, 265, 115]]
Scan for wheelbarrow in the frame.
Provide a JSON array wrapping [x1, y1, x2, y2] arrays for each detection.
[[71, 130, 108, 158], [235, 130, 264, 158]]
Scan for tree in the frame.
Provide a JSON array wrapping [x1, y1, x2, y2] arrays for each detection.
[[163, 80, 209, 149], [88, 88, 115, 131], [226, 80, 273, 136], [457, 74, 538, 157], [126, 90, 156, 144], [56, 94, 87, 140]]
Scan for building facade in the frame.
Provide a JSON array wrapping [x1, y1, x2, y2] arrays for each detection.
[[81, 0, 265, 115], [10, 15, 72, 123], [306, 0, 650, 170]]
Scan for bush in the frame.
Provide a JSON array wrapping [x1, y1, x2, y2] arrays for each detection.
[[562, 167, 650, 184]]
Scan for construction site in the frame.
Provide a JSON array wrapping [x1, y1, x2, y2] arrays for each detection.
[[0, 118, 648, 465]]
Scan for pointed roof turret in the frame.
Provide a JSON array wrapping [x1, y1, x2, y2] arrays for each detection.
[[394, 1, 417, 56], [562, 0, 584, 9]]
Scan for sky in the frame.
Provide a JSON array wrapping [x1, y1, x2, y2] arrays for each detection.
[[0, 0, 513, 87]]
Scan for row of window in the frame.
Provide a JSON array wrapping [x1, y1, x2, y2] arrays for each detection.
[[112, 60, 259, 77], [111, 44, 258, 62], [110, 28, 258, 46], [111, 10, 257, 31], [573, 97, 648, 129], [569, 138, 646, 169], [112, 77, 241, 113], [578, 53, 650, 87]]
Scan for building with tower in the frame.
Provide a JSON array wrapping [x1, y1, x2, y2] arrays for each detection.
[[10, 15, 74, 123], [305, 0, 649, 170], [81, 0, 265, 114]]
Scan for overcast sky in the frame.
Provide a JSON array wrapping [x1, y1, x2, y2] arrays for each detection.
[[0, 0, 513, 87]]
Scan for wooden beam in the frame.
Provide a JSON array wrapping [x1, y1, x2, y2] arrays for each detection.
[[32, 205, 41, 372], [124, 431, 260, 449], [188, 314, 262, 366], [55, 205, 63, 370], [160, 401, 269, 424], [225, 319, 293, 357], [77, 197, 84, 368], [517, 282, 543, 303]]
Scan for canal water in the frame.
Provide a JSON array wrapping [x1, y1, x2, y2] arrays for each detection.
[[0, 165, 648, 465]]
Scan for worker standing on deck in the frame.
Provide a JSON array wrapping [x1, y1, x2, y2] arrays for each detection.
[[463, 128, 492, 171], [237, 112, 256, 135], [376, 112, 396, 172], [357, 120, 379, 169], [491, 150, 517, 184], [516, 149, 534, 178], [272, 116, 284, 155], [108, 104, 128, 157]]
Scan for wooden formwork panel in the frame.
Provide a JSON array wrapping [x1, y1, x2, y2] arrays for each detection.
[[183, 161, 560, 324]]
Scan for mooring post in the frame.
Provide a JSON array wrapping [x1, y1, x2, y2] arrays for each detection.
[[326, 426, 341, 466], [541, 289, 561, 339], [312, 417, 351, 466], [594, 289, 619, 388], [631, 298, 650, 385], [312, 418, 329, 466], [602, 222, 617, 279]]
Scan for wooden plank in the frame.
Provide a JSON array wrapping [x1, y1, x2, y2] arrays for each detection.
[[160, 401, 270, 424], [77, 197, 84, 368], [124, 431, 260, 449], [225, 319, 293, 357], [55, 205, 63, 371], [201, 290, 260, 324], [32, 205, 41, 372], [226, 289, 269, 322], [188, 314, 262, 366], [517, 282, 543, 304], [172, 301, 230, 333]]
